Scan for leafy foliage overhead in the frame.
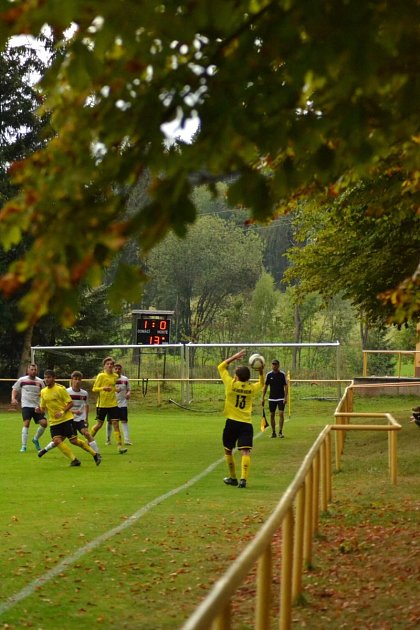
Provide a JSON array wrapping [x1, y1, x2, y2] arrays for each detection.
[[0, 43, 50, 201], [0, 0, 418, 327], [0, 40, 53, 370]]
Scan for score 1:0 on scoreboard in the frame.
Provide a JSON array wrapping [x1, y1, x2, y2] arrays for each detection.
[[136, 316, 171, 345]]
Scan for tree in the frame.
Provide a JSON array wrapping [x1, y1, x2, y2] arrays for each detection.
[[285, 173, 420, 326], [0, 1, 418, 326], [143, 215, 264, 341], [192, 184, 243, 223], [363, 328, 395, 376], [0, 42, 50, 201], [243, 272, 279, 341], [0, 41, 52, 375], [261, 215, 294, 289], [32, 286, 127, 376]]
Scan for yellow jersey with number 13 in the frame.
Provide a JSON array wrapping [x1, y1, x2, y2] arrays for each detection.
[[218, 361, 263, 423]]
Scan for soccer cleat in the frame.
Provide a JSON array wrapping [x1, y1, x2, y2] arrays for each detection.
[[238, 479, 247, 488], [271, 432, 277, 438], [118, 447, 128, 454], [279, 432, 285, 439], [105, 441, 111, 446], [223, 477, 238, 486], [38, 448, 47, 458], [70, 458, 81, 467], [124, 441, 132, 446], [20, 445, 27, 452], [32, 437, 41, 451], [93, 453, 102, 466]]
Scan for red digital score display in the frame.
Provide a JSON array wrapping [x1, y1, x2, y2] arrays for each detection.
[[136, 317, 171, 345]]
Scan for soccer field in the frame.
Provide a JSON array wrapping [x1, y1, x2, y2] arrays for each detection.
[[0, 401, 333, 629], [0, 396, 417, 629]]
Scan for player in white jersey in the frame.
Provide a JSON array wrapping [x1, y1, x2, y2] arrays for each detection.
[[106, 363, 132, 445], [11, 363, 48, 452], [37, 370, 101, 458]]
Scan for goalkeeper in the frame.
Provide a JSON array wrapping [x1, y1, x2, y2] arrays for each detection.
[[218, 349, 264, 489]]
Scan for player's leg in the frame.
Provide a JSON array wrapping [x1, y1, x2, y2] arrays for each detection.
[[120, 408, 131, 445], [38, 440, 56, 458], [51, 427, 80, 466], [32, 414, 47, 451], [69, 422, 101, 465], [111, 409, 127, 453], [112, 419, 127, 454], [56, 439, 78, 462], [278, 402, 285, 437], [80, 424, 100, 454], [90, 409, 105, 437], [70, 429, 96, 455], [237, 423, 253, 488], [105, 419, 112, 445], [269, 401, 277, 437], [222, 420, 238, 485], [20, 409, 31, 451]]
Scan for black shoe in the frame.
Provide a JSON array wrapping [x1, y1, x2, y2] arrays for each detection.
[[271, 432, 277, 438], [94, 453, 102, 466], [279, 432, 285, 438], [118, 447, 128, 454], [70, 458, 81, 467], [238, 479, 247, 488], [38, 448, 47, 458], [223, 477, 238, 486]]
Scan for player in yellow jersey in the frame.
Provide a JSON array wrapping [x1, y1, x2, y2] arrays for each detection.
[[90, 357, 127, 454], [38, 370, 101, 467], [218, 349, 264, 488]]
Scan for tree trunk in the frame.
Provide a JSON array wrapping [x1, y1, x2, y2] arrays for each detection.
[[17, 325, 34, 377], [360, 316, 369, 349]]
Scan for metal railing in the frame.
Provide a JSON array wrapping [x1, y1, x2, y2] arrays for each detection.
[[182, 382, 402, 630]]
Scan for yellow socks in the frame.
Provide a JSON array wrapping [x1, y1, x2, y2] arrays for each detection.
[[241, 454, 251, 481], [225, 451, 237, 479], [90, 424, 98, 437], [114, 429, 122, 447], [57, 441, 75, 461], [73, 437, 96, 456]]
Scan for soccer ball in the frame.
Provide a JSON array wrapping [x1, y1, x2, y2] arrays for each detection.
[[249, 353, 265, 370]]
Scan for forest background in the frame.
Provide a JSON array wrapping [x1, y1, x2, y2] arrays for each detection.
[[0, 2, 419, 387]]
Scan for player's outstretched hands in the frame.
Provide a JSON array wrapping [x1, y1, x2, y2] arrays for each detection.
[[225, 349, 246, 365]]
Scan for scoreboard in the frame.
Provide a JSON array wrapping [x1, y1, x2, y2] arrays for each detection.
[[136, 315, 171, 345]]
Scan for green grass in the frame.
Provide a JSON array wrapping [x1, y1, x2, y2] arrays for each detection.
[[0, 394, 419, 629]]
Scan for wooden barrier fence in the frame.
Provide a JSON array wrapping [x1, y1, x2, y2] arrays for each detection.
[[182, 382, 403, 630]]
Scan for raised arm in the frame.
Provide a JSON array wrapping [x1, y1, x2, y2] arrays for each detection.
[[223, 349, 246, 365]]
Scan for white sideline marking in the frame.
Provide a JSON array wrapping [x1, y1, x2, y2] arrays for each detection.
[[0, 457, 225, 616], [0, 428, 271, 616]]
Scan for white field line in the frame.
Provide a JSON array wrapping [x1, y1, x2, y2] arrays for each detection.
[[0, 457, 225, 616], [0, 426, 276, 616]]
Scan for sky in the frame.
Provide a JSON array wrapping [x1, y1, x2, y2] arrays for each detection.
[[9, 33, 199, 144]]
